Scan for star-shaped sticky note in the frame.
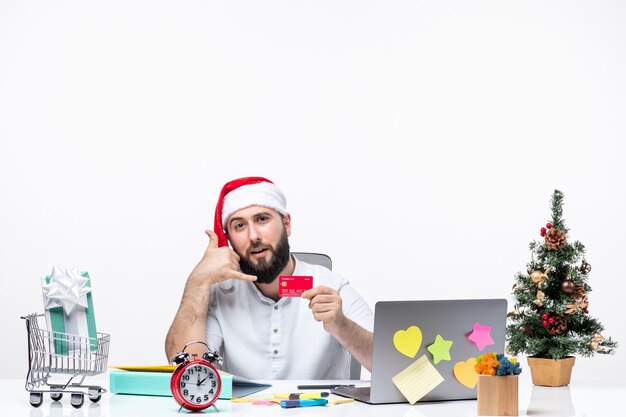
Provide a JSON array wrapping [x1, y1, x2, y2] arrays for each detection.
[[427, 335, 453, 364], [467, 322, 494, 351]]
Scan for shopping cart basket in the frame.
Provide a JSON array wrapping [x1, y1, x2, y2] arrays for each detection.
[[22, 313, 110, 408]]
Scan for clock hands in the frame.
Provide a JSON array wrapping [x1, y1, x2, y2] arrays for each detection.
[[171, 342, 222, 411]]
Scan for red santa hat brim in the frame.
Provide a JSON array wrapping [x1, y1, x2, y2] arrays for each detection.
[[213, 177, 287, 247]]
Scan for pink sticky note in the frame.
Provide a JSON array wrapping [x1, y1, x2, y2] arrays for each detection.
[[252, 400, 279, 405], [467, 322, 494, 351]]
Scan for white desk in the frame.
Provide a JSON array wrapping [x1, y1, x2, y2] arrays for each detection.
[[0, 372, 623, 417]]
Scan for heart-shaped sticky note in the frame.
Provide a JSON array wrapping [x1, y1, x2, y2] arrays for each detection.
[[393, 326, 422, 358], [453, 357, 478, 389]]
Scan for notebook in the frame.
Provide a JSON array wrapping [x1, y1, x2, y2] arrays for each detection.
[[332, 299, 507, 404], [109, 367, 270, 399]]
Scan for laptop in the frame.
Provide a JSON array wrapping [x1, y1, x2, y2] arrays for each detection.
[[332, 299, 507, 404]]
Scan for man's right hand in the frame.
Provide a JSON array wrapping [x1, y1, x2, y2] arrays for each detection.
[[166, 229, 253, 361], [188, 230, 257, 288]]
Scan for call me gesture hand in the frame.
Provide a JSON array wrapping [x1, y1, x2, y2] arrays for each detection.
[[188, 230, 257, 288], [165, 230, 256, 361]]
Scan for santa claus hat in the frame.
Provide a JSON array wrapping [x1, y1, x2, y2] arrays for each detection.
[[213, 177, 287, 247]]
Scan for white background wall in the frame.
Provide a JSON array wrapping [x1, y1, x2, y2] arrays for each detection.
[[1, 1, 624, 382]]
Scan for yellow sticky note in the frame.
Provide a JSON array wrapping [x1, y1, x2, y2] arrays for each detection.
[[392, 355, 444, 404], [108, 365, 177, 372], [393, 326, 423, 358], [230, 396, 276, 403], [453, 357, 478, 389], [326, 394, 354, 405]]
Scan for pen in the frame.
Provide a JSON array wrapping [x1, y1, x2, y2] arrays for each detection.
[[297, 384, 355, 389], [275, 392, 329, 400], [280, 399, 328, 408]]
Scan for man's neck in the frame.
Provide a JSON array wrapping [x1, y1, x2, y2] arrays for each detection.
[[255, 254, 295, 302]]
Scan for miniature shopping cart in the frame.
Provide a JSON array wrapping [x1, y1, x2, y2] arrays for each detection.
[[21, 313, 110, 408]]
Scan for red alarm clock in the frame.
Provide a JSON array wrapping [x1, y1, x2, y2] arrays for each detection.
[[170, 341, 223, 412]]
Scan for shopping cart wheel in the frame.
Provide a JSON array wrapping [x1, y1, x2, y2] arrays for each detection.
[[70, 393, 84, 408], [88, 387, 102, 403], [50, 391, 63, 401], [29, 392, 43, 407], [89, 394, 102, 403]]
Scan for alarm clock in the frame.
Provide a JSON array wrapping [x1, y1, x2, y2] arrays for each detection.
[[170, 341, 223, 411]]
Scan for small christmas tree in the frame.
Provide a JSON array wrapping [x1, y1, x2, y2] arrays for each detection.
[[506, 190, 617, 359]]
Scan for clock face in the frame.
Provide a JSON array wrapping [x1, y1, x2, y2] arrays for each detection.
[[177, 363, 220, 408]]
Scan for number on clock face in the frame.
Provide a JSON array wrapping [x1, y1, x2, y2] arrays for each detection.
[[180, 364, 218, 405]]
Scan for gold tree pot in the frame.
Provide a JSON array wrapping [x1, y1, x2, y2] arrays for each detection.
[[527, 356, 575, 387]]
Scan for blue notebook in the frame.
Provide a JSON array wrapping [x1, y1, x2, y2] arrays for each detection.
[[109, 369, 271, 399]]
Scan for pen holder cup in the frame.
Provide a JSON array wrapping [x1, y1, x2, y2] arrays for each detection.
[[477, 375, 519, 416]]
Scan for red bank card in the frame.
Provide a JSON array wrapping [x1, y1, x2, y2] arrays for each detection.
[[278, 276, 313, 297]]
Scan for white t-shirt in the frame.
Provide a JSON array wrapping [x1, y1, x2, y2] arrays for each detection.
[[206, 258, 373, 380]]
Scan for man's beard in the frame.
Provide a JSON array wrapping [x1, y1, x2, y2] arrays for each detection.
[[237, 229, 291, 284]]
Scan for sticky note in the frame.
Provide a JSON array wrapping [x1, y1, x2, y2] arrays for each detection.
[[231, 396, 276, 403], [453, 357, 478, 388], [278, 276, 313, 297], [325, 394, 354, 405], [393, 326, 422, 358], [467, 322, 494, 351], [392, 355, 444, 404], [427, 335, 453, 364]]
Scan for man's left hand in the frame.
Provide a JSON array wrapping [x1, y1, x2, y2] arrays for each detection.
[[301, 286, 346, 334]]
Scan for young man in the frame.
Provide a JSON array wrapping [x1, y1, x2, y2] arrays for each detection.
[[165, 177, 373, 379]]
